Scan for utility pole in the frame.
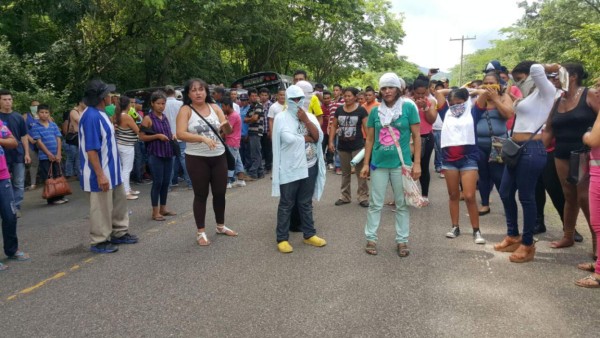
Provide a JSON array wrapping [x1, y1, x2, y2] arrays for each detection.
[[450, 35, 476, 85]]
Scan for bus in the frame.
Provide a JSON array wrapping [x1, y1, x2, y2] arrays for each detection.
[[231, 71, 293, 94]]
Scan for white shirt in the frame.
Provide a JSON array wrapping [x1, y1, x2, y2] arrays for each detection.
[[268, 102, 284, 119], [233, 102, 240, 114], [513, 64, 556, 134], [164, 97, 183, 136]]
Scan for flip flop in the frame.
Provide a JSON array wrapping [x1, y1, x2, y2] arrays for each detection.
[[575, 275, 600, 288], [152, 215, 166, 221], [365, 241, 377, 255], [577, 262, 596, 272], [160, 211, 177, 216]]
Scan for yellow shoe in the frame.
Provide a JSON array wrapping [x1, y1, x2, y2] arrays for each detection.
[[303, 235, 327, 247], [277, 241, 293, 253]]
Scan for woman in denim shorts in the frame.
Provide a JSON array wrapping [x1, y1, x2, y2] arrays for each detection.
[[434, 88, 489, 245]]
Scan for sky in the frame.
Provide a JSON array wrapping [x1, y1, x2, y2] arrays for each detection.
[[390, 0, 525, 71]]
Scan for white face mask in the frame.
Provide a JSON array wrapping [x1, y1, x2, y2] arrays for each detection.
[[287, 98, 305, 118], [30, 106, 38, 116], [301, 94, 311, 112]]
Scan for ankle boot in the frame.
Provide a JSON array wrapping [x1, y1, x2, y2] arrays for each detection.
[[509, 244, 536, 263], [533, 215, 546, 234], [494, 236, 522, 252]]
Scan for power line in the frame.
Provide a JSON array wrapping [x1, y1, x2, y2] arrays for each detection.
[[450, 35, 476, 85]]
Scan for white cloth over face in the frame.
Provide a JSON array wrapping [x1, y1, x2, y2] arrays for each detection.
[[441, 99, 476, 148], [378, 98, 404, 127]]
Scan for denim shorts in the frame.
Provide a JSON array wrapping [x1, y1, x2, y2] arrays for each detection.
[[442, 157, 478, 172]]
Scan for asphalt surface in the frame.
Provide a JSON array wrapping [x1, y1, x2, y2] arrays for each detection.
[[0, 167, 598, 337]]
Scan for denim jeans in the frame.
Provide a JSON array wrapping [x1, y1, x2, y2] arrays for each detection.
[[477, 146, 505, 206], [8, 162, 25, 211], [132, 141, 146, 182], [499, 140, 547, 246], [171, 141, 191, 186], [64, 143, 80, 177], [227, 146, 245, 180], [0, 179, 18, 257], [365, 167, 409, 243], [148, 155, 173, 207], [433, 129, 442, 171], [276, 164, 318, 242], [247, 134, 264, 178], [334, 135, 341, 168]]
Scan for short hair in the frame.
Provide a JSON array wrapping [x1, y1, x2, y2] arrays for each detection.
[[333, 84, 343, 90], [0, 89, 11, 97], [150, 90, 167, 103], [214, 87, 226, 95], [259, 87, 270, 94], [247, 88, 258, 95], [449, 88, 469, 102], [365, 86, 375, 93], [315, 83, 325, 90], [164, 85, 176, 96], [293, 70, 308, 79], [37, 104, 50, 112], [343, 87, 359, 96], [323, 90, 332, 97], [221, 98, 233, 107]]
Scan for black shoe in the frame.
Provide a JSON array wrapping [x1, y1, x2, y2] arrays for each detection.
[[335, 199, 350, 206], [359, 200, 370, 208], [533, 223, 546, 235], [574, 230, 584, 243], [90, 242, 119, 254], [478, 207, 491, 216]]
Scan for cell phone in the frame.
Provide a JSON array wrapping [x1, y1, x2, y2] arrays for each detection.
[[429, 68, 439, 74]]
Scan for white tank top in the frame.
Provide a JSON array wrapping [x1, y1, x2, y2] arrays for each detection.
[[185, 105, 225, 157]]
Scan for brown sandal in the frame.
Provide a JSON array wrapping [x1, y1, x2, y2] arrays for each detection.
[[397, 243, 410, 257], [365, 241, 377, 255], [575, 275, 600, 288], [577, 262, 596, 272]]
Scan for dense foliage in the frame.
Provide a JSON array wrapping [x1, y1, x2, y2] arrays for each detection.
[[450, 0, 600, 86], [0, 0, 415, 117]]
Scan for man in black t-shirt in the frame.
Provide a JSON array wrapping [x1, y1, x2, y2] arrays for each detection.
[[243, 88, 265, 179]]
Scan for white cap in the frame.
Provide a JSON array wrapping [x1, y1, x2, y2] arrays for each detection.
[[175, 90, 183, 100], [379, 73, 404, 90], [285, 85, 305, 100], [295, 80, 314, 96]]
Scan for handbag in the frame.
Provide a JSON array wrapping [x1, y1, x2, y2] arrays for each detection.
[[189, 105, 235, 171], [65, 117, 78, 146], [567, 148, 590, 185], [500, 112, 544, 169], [170, 139, 181, 158], [388, 126, 426, 208], [484, 111, 506, 163], [42, 162, 72, 199]]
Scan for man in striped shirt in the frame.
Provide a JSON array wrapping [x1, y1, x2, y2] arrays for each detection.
[[80, 80, 138, 254]]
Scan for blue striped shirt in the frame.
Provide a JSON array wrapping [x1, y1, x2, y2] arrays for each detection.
[[30, 121, 61, 160], [78, 106, 122, 192]]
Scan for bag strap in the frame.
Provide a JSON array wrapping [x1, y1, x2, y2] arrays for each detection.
[[189, 105, 227, 147], [484, 110, 494, 137], [388, 126, 406, 166]]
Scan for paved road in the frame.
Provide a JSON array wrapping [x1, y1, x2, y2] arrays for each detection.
[[0, 169, 597, 337]]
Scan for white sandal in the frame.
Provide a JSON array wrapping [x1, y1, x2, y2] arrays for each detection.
[[196, 231, 210, 246], [216, 225, 238, 237]]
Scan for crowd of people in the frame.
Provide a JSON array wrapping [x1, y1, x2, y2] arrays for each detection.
[[1, 62, 600, 289]]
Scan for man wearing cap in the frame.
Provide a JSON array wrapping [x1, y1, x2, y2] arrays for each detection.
[[80, 79, 138, 254], [271, 85, 327, 253]]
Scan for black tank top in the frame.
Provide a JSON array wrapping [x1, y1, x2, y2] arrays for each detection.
[[551, 88, 596, 159]]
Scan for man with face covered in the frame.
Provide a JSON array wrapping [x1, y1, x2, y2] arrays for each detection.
[[271, 85, 327, 253]]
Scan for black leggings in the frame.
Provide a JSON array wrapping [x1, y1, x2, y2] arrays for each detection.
[[186, 154, 228, 229], [535, 150, 565, 222], [419, 133, 435, 196]]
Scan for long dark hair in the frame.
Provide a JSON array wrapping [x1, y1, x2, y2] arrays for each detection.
[[115, 96, 130, 125], [182, 78, 214, 105]]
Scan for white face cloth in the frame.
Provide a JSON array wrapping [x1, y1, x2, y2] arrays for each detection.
[[378, 98, 404, 127], [441, 98, 476, 148]]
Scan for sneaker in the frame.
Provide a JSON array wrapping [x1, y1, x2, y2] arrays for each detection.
[[335, 168, 342, 175], [126, 194, 139, 200], [439, 172, 445, 178], [277, 241, 293, 253], [51, 199, 67, 205], [90, 242, 119, 253], [227, 183, 233, 189], [109, 233, 139, 245], [130, 190, 141, 195], [7, 250, 30, 261], [61, 197, 69, 202], [303, 235, 327, 247], [446, 226, 460, 238], [233, 180, 246, 187], [327, 164, 334, 170], [473, 230, 486, 244]]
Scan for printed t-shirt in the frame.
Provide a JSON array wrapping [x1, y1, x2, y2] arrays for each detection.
[[30, 121, 61, 160], [334, 105, 368, 151], [367, 103, 420, 168], [0, 120, 13, 180]]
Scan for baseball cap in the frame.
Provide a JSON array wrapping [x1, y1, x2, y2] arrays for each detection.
[[239, 93, 249, 101], [135, 98, 144, 104], [83, 79, 116, 106]]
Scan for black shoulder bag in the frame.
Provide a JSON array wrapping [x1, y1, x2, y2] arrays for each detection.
[[65, 114, 79, 146], [189, 105, 235, 170]]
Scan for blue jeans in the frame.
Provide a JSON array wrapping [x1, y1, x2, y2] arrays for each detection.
[[227, 146, 245, 181], [365, 167, 409, 243], [148, 155, 173, 207], [64, 143, 80, 177], [0, 179, 18, 257], [276, 165, 318, 242], [334, 135, 341, 168], [132, 141, 146, 182], [171, 141, 191, 186], [477, 146, 505, 206], [247, 134, 264, 178], [8, 162, 25, 211], [433, 129, 442, 171], [499, 140, 546, 246]]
